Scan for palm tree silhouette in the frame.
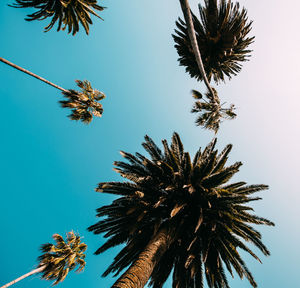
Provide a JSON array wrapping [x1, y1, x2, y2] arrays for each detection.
[[0, 231, 87, 288], [89, 132, 274, 288], [0, 57, 105, 123], [175, 0, 254, 84], [176, 0, 253, 132], [9, 0, 105, 35], [191, 88, 236, 132]]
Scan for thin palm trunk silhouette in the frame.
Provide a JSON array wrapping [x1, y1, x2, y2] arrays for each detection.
[[0, 57, 68, 92], [179, 0, 216, 100], [0, 266, 46, 288]]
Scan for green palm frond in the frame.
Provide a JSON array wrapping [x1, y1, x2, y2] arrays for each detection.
[[38, 231, 87, 285], [173, 0, 254, 83], [191, 88, 236, 132], [9, 0, 105, 35], [60, 80, 105, 124], [89, 133, 273, 288]]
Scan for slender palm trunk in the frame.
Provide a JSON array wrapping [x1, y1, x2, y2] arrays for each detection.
[[0, 57, 68, 93], [179, 0, 216, 100], [0, 265, 45, 288], [112, 226, 175, 288]]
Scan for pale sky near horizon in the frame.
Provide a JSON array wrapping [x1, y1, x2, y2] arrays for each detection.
[[0, 1, 299, 288]]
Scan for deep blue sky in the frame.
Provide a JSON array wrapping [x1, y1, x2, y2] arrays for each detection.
[[1, 1, 299, 288]]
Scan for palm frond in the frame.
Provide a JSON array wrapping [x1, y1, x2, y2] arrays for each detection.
[[38, 231, 87, 285], [9, 0, 105, 35], [60, 79, 105, 124], [191, 88, 236, 132]]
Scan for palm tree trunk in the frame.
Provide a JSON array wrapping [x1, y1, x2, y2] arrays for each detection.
[[112, 225, 175, 288], [0, 265, 45, 288], [179, 0, 216, 99], [0, 57, 68, 93]]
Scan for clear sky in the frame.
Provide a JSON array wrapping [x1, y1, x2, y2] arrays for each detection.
[[0, 0, 299, 288]]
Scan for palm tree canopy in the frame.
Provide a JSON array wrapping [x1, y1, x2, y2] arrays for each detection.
[[60, 80, 105, 124], [173, 0, 254, 83], [191, 88, 236, 132], [38, 231, 87, 285], [89, 133, 274, 288], [9, 0, 105, 35]]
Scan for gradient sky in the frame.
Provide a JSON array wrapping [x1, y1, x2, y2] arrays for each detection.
[[0, 1, 299, 288]]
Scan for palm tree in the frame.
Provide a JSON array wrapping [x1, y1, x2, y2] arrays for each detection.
[[9, 0, 105, 35], [191, 89, 236, 132], [0, 231, 87, 288], [176, 0, 252, 131], [89, 132, 274, 288], [60, 79, 105, 123], [0, 57, 105, 123], [174, 0, 254, 83]]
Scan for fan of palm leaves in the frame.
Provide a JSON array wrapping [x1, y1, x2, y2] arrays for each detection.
[[9, 0, 105, 35], [191, 88, 236, 132], [89, 133, 274, 288], [60, 79, 105, 123], [173, 0, 254, 83], [38, 231, 87, 285]]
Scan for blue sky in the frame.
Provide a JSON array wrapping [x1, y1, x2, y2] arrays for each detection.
[[0, 0, 299, 287]]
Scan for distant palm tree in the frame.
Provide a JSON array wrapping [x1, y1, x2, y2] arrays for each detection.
[[9, 0, 105, 35], [89, 132, 274, 288], [0, 57, 105, 123], [0, 231, 87, 288], [174, 0, 254, 83], [191, 88, 236, 132]]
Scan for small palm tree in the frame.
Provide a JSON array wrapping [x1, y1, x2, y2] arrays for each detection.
[[0, 231, 87, 288], [60, 80, 105, 123], [191, 89, 236, 132], [9, 0, 105, 35], [174, 0, 254, 83], [89, 133, 274, 288], [0, 57, 105, 123]]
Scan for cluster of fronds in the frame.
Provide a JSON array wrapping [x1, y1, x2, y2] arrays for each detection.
[[173, 0, 254, 83], [38, 231, 87, 285], [9, 0, 105, 35], [89, 133, 274, 288], [60, 79, 105, 124], [191, 88, 236, 132]]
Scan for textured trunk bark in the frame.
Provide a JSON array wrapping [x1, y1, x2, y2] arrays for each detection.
[[0, 265, 45, 288], [111, 225, 175, 288], [0, 57, 68, 93], [179, 0, 216, 99]]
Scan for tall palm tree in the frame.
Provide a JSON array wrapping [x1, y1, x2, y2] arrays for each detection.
[[9, 0, 105, 35], [89, 132, 274, 288], [174, 0, 254, 83], [0, 231, 87, 288], [0, 57, 105, 123]]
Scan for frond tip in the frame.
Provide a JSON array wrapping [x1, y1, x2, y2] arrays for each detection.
[[9, 0, 105, 35], [89, 132, 274, 288], [60, 80, 105, 124]]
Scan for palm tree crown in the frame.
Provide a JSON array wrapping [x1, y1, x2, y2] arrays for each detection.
[[89, 133, 274, 288], [173, 0, 254, 83], [191, 88, 236, 132], [9, 0, 105, 35], [38, 231, 87, 285], [60, 80, 105, 123]]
